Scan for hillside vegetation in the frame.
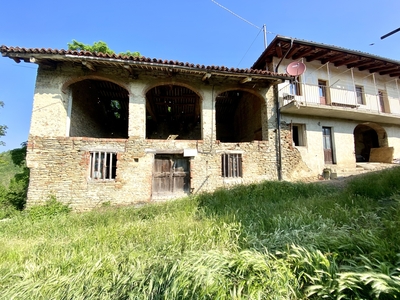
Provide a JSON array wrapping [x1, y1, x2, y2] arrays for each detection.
[[1, 167, 400, 299], [0, 149, 24, 187]]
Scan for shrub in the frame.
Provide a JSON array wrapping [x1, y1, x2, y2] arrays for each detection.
[[25, 195, 71, 220]]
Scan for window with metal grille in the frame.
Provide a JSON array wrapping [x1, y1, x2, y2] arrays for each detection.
[[89, 151, 117, 180], [221, 153, 242, 178]]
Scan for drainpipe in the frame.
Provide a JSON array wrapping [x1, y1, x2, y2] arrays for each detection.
[[274, 39, 294, 181], [274, 84, 282, 180]]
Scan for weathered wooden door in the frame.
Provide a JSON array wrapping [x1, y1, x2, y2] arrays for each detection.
[[318, 80, 328, 105], [323, 127, 334, 164], [152, 155, 190, 199]]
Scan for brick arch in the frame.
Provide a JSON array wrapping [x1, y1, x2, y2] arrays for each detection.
[[215, 89, 265, 142], [67, 78, 129, 139], [353, 122, 388, 162], [145, 84, 202, 140], [62, 75, 129, 94]]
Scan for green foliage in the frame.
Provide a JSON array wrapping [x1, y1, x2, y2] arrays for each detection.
[[0, 144, 29, 214], [67, 40, 141, 57], [0, 101, 7, 146], [119, 50, 141, 57], [1, 167, 400, 298], [25, 195, 71, 220]]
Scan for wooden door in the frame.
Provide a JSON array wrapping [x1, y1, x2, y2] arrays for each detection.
[[152, 155, 190, 199], [322, 127, 334, 164], [318, 80, 326, 104]]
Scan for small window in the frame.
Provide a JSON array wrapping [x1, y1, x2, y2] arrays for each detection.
[[355, 86, 364, 105], [221, 153, 242, 178], [292, 124, 306, 146], [89, 151, 117, 180]]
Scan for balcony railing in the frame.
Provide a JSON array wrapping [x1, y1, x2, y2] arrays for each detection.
[[279, 83, 400, 116]]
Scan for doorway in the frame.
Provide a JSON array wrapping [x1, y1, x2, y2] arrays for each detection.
[[152, 154, 190, 199], [322, 127, 335, 164]]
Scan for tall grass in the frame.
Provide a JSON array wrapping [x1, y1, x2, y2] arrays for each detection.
[[1, 167, 400, 299]]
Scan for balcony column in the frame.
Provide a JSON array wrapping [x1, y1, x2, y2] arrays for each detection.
[[351, 68, 357, 105]]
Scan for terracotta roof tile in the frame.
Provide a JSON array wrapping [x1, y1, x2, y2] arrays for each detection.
[[1, 45, 290, 78]]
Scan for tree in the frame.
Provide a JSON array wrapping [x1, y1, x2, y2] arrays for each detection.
[[0, 101, 7, 146], [67, 40, 140, 57]]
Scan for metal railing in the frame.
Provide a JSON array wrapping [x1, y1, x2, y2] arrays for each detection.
[[279, 83, 400, 115]]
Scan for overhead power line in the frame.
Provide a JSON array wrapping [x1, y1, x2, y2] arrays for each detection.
[[210, 0, 261, 30]]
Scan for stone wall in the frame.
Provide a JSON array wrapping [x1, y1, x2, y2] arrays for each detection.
[[26, 136, 281, 210]]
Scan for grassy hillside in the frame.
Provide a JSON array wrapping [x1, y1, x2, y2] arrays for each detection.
[[0, 148, 25, 187], [1, 167, 400, 299]]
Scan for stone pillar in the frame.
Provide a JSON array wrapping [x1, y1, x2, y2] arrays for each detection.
[[128, 81, 147, 138], [201, 87, 216, 146]]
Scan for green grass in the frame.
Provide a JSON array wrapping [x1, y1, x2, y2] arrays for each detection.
[[1, 167, 400, 299]]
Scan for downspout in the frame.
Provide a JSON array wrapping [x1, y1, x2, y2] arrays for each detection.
[[274, 39, 294, 181], [274, 83, 282, 180]]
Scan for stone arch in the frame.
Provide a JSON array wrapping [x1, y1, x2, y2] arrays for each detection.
[[216, 89, 265, 142], [146, 84, 201, 140], [353, 122, 388, 162], [68, 78, 129, 138]]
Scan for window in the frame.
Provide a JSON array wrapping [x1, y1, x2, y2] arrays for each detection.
[[221, 153, 242, 178], [290, 79, 301, 96], [355, 86, 364, 105], [292, 124, 306, 146], [89, 151, 117, 180]]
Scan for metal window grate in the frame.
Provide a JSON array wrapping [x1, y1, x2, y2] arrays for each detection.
[[89, 152, 117, 180], [221, 153, 242, 178]]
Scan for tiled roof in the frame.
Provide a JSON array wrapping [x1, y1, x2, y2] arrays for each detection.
[[1, 45, 290, 78]]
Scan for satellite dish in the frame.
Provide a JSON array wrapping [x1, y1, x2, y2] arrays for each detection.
[[286, 61, 306, 76]]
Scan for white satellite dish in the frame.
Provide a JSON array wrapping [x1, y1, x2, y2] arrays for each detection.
[[286, 61, 306, 76]]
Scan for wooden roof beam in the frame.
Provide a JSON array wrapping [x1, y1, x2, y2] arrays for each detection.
[[202, 73, 211, 81], [285, 45, 301, 59], [380, 66, 400, 75], [334, 56, 361, 67], [276, 43, 283, 58], [347, 59, 376, 69], [359, 63, 381, 71], [292, 47, 316, 60], [389, 72, 400, 77], [321, 53, 347, 64], [240, 77, 252, 84], [306, 50, 331, 62], [82, 61, 96, 71]]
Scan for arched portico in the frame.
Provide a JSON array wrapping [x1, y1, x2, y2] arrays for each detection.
[[145, 84, 201, 140], [67, 79, 129, 138], [216, 90, 264, 142], [354, 122, 388, 162]]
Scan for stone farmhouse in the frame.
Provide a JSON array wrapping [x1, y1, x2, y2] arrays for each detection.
[[1, 36, 400, 209]]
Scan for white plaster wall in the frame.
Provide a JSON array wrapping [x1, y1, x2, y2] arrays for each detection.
[[282, 115, 359, 174]]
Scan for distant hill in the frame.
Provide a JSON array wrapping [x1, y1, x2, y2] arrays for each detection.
[[0, 148, 25, 187]]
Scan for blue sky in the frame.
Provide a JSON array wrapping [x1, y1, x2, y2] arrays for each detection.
[[0, 0, 399, 151]]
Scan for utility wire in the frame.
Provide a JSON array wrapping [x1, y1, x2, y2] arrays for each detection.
[[210, 0, 261, 30], [237, 28, 263, 68]]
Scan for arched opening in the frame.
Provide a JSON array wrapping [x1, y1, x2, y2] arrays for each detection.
[[146, 85, 201, 140], [69, 79, 129, 138], [354, 123, 388, 162], [216, 90, 263, 142]]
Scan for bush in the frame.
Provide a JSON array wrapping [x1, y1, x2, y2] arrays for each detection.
[[25, 195, 71, 220]]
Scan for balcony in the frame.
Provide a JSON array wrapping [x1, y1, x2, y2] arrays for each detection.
[[279, 83, 400, 125]]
